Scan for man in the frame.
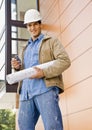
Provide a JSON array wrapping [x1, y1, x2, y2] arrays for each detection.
[[11, 9, 71, 130]]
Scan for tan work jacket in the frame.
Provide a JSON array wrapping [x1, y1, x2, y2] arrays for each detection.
[[17, 34, 71, 94]]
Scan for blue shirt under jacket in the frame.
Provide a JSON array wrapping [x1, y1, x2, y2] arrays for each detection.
[[20, 34, 58, 101]]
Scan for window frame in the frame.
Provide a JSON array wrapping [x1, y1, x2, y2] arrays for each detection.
[[5, 0, 39, 92]]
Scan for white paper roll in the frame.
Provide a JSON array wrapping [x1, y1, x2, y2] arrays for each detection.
[[6, 60, 55, 85]]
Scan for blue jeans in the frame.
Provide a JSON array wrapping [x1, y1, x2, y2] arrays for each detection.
[[18, 89, 63, 130]]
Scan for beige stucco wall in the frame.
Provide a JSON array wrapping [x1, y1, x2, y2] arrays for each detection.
[[36, 0, 92, 130]]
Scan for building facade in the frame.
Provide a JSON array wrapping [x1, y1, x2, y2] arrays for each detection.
[[0, 0, 92, 130]]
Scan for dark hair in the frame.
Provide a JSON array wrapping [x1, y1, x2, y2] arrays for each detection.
[[38, 20, 41, 24]]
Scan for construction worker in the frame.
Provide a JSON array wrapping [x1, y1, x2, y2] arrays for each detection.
[[11, 9, 71, 130]]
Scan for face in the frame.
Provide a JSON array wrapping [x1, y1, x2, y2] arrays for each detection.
[[27, 21, 42, 41]]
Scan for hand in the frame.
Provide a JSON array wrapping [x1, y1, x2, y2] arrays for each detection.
[[30, 67, 45, 79], [11, 58, 21, 70]]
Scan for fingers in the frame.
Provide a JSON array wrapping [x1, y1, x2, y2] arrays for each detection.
[[33, 67, 41, 72], [11, 58, 21, 69], [30, 67, 44, 79]]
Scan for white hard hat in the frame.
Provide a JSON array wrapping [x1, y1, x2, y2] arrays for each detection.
[[24, 9, 42, 24]]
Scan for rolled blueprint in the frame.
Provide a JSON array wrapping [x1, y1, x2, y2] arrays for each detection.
[[6, 60, 55, 85]]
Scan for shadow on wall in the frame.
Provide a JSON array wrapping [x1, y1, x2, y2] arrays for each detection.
[[42, 23, 60, 32]]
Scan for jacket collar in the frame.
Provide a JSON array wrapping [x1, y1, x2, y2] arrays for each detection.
[[43, 34, 52, 41]]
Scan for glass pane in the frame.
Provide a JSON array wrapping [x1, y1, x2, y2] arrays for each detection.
[[11, 26, 30, 39], [0, 0, 5, 29], [0, 46, 5, 80], [11, 0, 37, 21], [0, 0, 5, 81], [0, 65, 5, 80], [12, 40, 27, 57], [0, 31, 5, 49], [0, 45, 5, 69], [11, 0, 17, 20]]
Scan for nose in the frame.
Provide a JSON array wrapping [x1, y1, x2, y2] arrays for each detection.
[[31, 25, 35, 30]]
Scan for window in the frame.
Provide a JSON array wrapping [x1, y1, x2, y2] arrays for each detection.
[[0, 0, 5, 94], [5, 0, 39, 92]]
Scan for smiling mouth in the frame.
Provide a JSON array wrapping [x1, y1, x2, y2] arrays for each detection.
[[31, 30, 37, 33]]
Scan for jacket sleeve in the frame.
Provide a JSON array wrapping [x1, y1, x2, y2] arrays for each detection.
[[43, 38, 71, 78]]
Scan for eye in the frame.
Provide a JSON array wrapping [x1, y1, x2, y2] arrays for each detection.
[[27, 23, 32, 27]]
